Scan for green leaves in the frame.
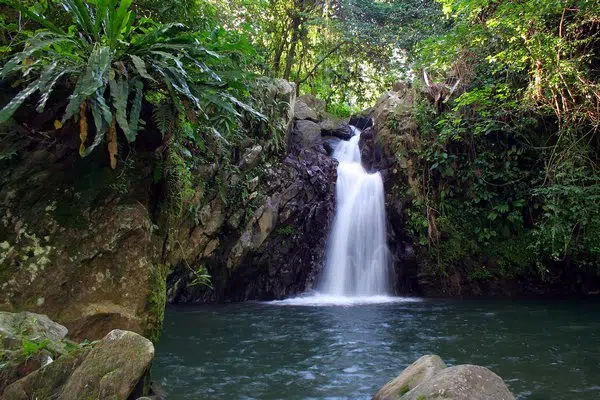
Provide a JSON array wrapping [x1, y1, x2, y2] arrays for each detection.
[[63, 44, 111, 122]]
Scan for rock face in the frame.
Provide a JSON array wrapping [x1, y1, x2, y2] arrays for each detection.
[[2, 329, 154, 400], [374, 355, 515, 400], [167, 142, 337, 303]]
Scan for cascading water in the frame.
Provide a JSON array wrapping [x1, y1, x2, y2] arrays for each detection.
[[318, 128, 391, 296]]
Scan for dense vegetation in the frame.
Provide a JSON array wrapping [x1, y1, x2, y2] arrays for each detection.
[[1, 0, 598, 287], [404, 0, 599, 279]]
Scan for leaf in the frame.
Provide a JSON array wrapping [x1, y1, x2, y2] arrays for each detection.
[[63, 45, 112, 123], [1, 0, 65, 34], [83, 91, 112, 157], [0, 80, 39, 124], [129, 55, 154, 81], [128, 79, 144, 140], [37, 68, 73, 113], [108, 75, 132, 141], [62, 0, 97, 39]]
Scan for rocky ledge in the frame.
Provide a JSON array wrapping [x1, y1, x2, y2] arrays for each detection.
[[373, 354, 515, 400]]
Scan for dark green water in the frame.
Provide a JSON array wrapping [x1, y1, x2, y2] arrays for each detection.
[[153, 298, 600, 399]]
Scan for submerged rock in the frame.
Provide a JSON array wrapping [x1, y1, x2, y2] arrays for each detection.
[[373, 355, 515, 400]]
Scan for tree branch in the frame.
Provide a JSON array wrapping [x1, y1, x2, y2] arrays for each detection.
[[296, 41, 347, 85]]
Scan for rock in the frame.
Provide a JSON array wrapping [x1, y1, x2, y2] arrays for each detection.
[[373, 355, 446, 400], [294, 100, 319, 121], [374, 355, 515, 400], [1, 347, 91, 400], [0, 312, 71, 393], [0, 311, 68, 351], [292, 120, 323, 148], [349, 115, 373, 130], [239, 145, 263, 171], [401, 365, 515, 400], [0, 139, 168, 343], [256, 78, 296, 138], [59, 329, 154, 400], [298, 94, 326, 119], [321, 122, 353, 140]]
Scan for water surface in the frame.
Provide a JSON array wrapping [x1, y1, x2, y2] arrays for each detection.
[[153, 298, 600, 399]]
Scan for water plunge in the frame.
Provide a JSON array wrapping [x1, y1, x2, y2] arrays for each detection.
[[319, 128, 391, 296]]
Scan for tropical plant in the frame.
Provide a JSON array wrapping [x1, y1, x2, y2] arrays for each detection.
[[0, 0, 264, 168]]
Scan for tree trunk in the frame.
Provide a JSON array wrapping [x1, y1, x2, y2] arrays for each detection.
[[283, 14, 301, 81]]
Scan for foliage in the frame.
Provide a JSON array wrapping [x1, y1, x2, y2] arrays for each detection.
[[0, 0, 264, 168], [395, 0, 600, 275]]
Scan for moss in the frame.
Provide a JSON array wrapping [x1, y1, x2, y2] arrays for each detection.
[[399, 384, 410, 395], [143, 263, 168, 344]]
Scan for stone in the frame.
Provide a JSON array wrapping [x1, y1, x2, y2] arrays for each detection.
[[0, 312, 71, 393], [401, 364, 515, 400], [0, 140, 168, 343], [373, 355, 447, 400], [294, 100, 318, 121], [239, 145, 263, 171], [321, 122, 353, 140], [1, 347, 91, 400], [298, 94, 326, 119], [349, 115, 373, 130], [292, 120, 322, 148], [59, 329, 154, 400], [0, 311, 68, 350]]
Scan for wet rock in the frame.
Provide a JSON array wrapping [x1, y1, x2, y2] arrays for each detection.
[[294, 100, 319, 121], [321, 122, 353, 140], [349, 115, 373, 130], [373, 355, 446, 400]]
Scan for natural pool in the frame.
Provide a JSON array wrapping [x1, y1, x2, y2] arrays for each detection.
[[153, 297, 600, 399]]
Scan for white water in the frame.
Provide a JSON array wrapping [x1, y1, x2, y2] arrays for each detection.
[[269, 127, 398, 306], [318, 129, 391, 297]]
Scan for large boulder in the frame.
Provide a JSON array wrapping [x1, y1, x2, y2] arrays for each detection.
[[2, 329, 154, 400], [294, 100, 319, 121], [291, 120, 323, 149], [402, 365, 515, 400], [256, 78, 296, 137], [321, 122, 353, 140], [374, 355, 515, 400], [374, 355, 446, 400], [297, 94, 326, 119], [0, 138, 167, 343]]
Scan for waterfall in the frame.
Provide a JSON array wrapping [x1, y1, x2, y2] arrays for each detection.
[[319, 128, 391, 296]]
